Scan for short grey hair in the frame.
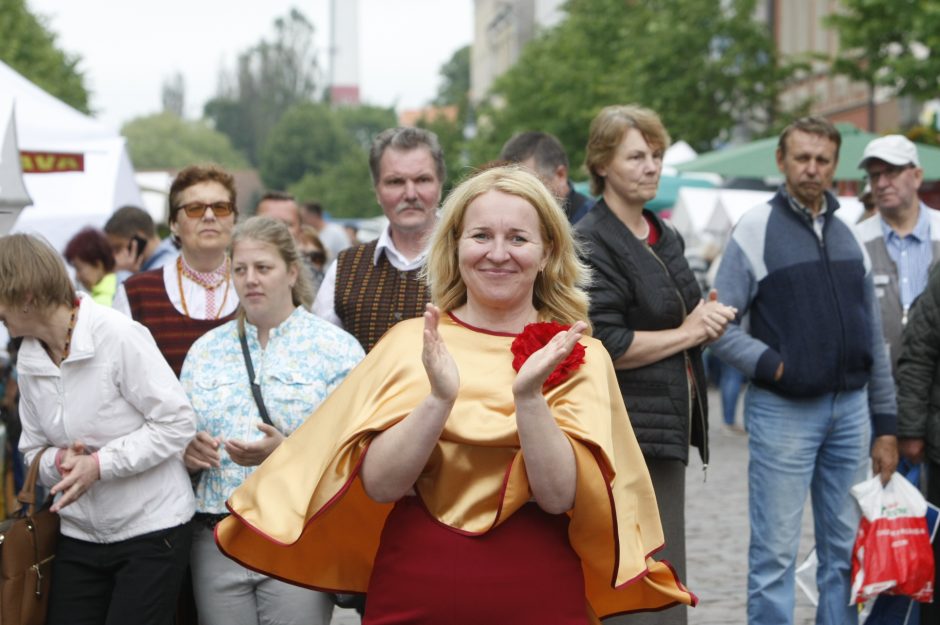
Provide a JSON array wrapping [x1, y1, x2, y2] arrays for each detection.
[[368, 127, 446, 186]]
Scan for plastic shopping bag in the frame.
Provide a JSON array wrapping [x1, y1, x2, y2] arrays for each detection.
[[849, 473, 935, 605]]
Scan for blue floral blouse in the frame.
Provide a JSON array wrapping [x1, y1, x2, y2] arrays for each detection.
[[180, 307, 365, 513]]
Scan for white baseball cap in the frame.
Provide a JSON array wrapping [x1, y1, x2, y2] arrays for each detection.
[[858, 134, 920, 169]]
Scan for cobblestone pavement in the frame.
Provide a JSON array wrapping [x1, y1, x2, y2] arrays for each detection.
[[330, 387, 821, 625], [686, 387, 817, 625]]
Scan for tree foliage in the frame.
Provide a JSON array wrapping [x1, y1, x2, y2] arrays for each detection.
[[264, 104, 395, 216], [470, 0, 790, 171], [0, 0, 90, 112], [259, 103, 356, 191], [335, 105, 398, 151], [122, 113, 248, 170], [416, 45, 473, 192], [826, 0, 940, 101], [161, 72, 185, 117], [290, 152, 379, 219], [205, 8, 321, 165], [434, 45, 471, 111]]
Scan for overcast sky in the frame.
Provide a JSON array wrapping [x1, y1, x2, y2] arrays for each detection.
[[27, 0, 474, 131]]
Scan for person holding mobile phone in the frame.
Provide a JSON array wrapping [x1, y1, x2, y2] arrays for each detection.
[[104, 205, 179, 277]]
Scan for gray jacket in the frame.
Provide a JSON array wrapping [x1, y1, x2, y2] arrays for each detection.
[[855, 207, 940, 377]]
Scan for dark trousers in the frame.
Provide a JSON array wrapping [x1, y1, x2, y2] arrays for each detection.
[[924, 461, 940, 625], [46, 523, 193, 625]]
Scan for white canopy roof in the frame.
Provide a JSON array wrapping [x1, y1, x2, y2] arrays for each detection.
[[0, 60, 142, 252], [0, 101, 31, 233]]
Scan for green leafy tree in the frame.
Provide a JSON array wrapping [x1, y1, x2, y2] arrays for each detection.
[[417, 44, 473, 191], [470, 0, 790, 170], [827, 1, 940, 103], [205, 8, 321, 165], [161, 72, 185, 118], [434, 45, 471, 112], [259, 102, 355, 190], [122, 113, 248, 170], [335, 105, 398, 150], [290, 151, 379, 218], [0, 0, 90, 112]]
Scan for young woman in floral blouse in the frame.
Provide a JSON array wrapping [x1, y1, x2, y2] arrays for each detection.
[[180, 217, 363, 625]]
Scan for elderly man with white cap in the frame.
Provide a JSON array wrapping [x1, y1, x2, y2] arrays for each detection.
[[855, 134, 940, 377]]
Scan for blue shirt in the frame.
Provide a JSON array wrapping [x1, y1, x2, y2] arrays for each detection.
[[881, 203, 933, 312], [180, 307, 364, 513]]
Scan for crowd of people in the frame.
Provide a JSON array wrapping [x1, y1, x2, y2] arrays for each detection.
[[0, 110, 935, 625]]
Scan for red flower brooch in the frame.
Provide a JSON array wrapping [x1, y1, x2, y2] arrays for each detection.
[[510, 321, 587, 390]]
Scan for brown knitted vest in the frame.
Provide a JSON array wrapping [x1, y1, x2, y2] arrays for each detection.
[[124, 269, 236, 378], [335, 240, 429, 352]]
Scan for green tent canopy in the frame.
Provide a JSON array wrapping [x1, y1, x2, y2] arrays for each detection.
[[675, 123, 940, 181], [572, 174, 716, 213]]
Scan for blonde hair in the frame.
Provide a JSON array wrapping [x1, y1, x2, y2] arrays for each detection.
[[0, 233, 75, 310], [230, 217, 314, 310], [585, 104, 671, 196], [424, 165, 591, 327]]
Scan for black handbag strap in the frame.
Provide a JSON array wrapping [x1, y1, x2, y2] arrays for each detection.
[[238, 318, 276, 430]]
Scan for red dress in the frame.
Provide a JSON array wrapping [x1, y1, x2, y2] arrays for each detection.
[[364, 497, 589, 625]]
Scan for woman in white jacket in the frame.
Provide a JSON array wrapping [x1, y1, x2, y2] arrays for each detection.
[[0, 233, 196, 625]]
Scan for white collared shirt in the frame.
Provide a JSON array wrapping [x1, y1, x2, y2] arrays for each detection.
[[312, 226, 429, 329]]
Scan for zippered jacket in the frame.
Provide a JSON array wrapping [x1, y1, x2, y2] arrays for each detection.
[[711, 189, 896, 436], [897, 262, 940, 464], [577, 199, 708, 465]]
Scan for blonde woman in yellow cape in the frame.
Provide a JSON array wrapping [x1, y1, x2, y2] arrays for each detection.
[[216, 165, 697, 623]]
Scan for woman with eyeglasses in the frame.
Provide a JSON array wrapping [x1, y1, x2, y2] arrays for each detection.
[[114, 165, 240, 377], [299, 225, 328, 296]]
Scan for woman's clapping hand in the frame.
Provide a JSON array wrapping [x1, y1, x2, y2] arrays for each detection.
[[513, 321, 588, 397], [422, 304, 459, 403]]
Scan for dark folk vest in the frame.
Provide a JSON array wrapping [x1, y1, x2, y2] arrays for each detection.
[[334, 241, 429, 353], [123, 269, 236, 377]]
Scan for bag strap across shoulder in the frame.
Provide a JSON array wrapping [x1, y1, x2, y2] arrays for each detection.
[[238, 317, 276, 430]]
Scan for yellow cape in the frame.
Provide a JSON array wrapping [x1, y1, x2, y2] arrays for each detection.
[[217, 314, 696, 618]]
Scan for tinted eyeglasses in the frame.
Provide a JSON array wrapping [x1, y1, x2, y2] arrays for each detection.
[[176, 201, 236, 218], [305, 250, 327, 265]]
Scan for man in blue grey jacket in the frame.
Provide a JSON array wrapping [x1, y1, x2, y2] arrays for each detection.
[[710, 117, 898, 625]]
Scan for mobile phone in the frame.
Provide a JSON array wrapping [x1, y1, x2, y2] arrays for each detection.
[[129, 235, 148, 261]]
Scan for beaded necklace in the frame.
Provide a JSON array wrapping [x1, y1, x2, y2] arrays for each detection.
[[176, 256, 231, 319], [43, 298, 80, 365]]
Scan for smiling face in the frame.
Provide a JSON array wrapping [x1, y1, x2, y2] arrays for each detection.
[[232, 238, 298, 329], [374, 147, 442, 235], [170, 181, 235, 259], [458, 190, 548, 318], [776, 129, 838, 213], [597, 127, 663, 210]]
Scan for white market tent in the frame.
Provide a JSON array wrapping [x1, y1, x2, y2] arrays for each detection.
[[0, 60, 142, 253], [0, 100, 31, 234], [672, 187, 867, 251], [669, 187, 721, 250]]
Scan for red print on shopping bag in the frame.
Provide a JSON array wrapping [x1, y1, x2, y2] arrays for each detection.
[[849, 474, 934, 604]]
